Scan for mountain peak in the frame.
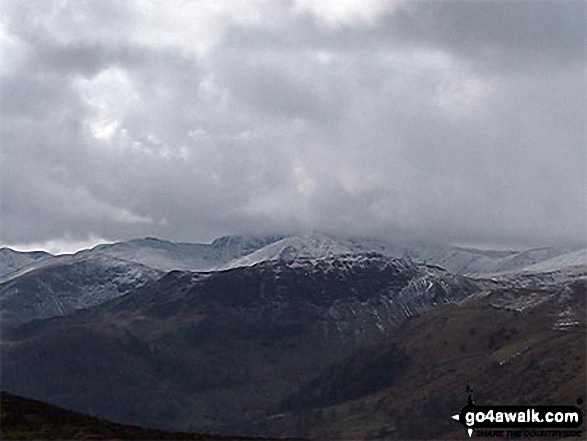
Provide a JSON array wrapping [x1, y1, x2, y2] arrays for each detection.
[[0, 248, 55, 279], [210, 234, 285, 248]]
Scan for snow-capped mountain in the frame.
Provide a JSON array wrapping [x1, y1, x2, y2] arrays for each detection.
[[1, 232, 583, 439], [0, 253, 162, 330], [95, 252, 479, 341], [517, 248, 587, 273], [6, 233, 578, 277], [3, 234, 582, 277], [1, 252, 479, 433], [0, 248, 54, 279], [0, 235, 279, 328], [224, 234, 354, 268], [470, 248, 587, 291], [1, 233, 583, 331], [80, 235, 285, 271], [221, 233, 583, 275]]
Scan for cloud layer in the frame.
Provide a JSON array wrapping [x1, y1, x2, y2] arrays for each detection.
[[1, 0, 585, 251]]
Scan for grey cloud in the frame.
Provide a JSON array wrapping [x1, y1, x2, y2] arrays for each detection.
[[214, 52, 349, 125], [0, 75, 66, 118], [1, 0, 137, 47], [31, 43, 148, 78], [226, 1, 586, 71], [0, 0, 585, 251], [405, 1, 587, 67]]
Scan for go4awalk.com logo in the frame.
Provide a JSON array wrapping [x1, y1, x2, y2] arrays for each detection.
[[451, 387, 584, 438]]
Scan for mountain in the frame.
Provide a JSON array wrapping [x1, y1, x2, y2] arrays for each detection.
[[0, 235, 285, 329], [516, 248, 587, 273], [412, 244, 582, 274], [0, 247, 54, 279], [4, 234, 579, 277], [338, 238, 583, 275], [1, 240, 584, 438], [249, 279, 586, 439], [83, 235, 285, 271], [470, 248, 587, 291], [222, 233, 583, 275], [1, 234, 581, 360], [0, 253, 479, 434], [225, 235, 354, 268], [0, 253, 162, 331]]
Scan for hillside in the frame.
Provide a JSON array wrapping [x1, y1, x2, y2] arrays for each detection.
[[0, 391, 283, 440], [223, 234, 584, 275], [0, 248, 54, 279], [247, 280, 586, 439], [0, 254, 162, 330], [84, 235, 285, 271], [1, 239, 584, 439], [0, 254, 478, 434]]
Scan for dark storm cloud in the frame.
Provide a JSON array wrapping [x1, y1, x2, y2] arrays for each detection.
[[0, 0, 585, 252]]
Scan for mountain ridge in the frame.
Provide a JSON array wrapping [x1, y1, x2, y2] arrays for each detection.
[[1, 252, 479, 434], [0, 253, 163, 331], [2, 234, 583, 331], [3, 234, 583, 278]]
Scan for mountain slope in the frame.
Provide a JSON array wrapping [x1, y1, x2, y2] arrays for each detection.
[[0, 248, 54, 279], [84, 235, 285, 271], [222, 233, 582, 275], [0, 254, 162, 330], [250, 279, 586, 439], [4, 234, 579, 277], [518, 248, 587, 273], [225, 235, 354, 268], [0, 391, 274, 440], [1, 253, 479, 434]]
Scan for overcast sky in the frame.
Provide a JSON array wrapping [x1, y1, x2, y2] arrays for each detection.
[[1, 0, 585, 253]]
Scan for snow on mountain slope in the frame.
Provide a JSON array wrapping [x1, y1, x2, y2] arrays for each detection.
[[1, 252, 480, 434], [518, 248, 587, 273], [470, 247, 587, 292], [0, 248, 55, 279], [223, 233, 581, 275], [487, 246, 583, 273], [225, 233, 505, 276], [225, 234, 354, 268], [0, 254, 163, 330], [342, 239, 582, 275], [344, 238, 505, 274], [2, 234, 580, 280], [83, 235, 285, 271]]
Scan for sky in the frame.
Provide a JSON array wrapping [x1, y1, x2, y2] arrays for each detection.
[[0, 0, 585, 253]]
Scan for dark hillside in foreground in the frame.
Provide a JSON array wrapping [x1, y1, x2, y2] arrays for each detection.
[[0, 391, 289, 440]]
